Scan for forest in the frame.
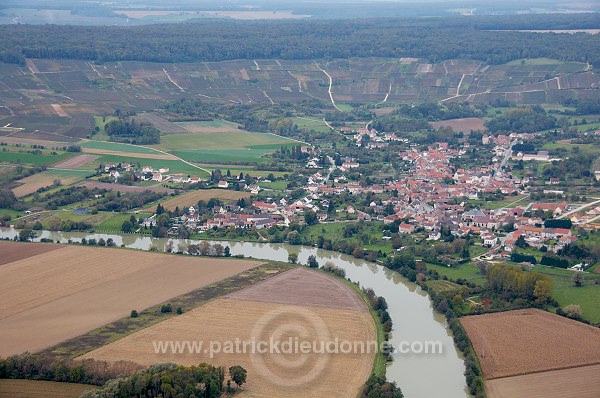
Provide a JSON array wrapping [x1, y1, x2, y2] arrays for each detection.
[[0, 15, 599, 66]]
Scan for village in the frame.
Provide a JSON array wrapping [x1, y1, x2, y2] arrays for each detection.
[[107, 125, 598, 272]]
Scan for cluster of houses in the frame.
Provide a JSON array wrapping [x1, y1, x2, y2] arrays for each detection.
[[345, 126, 408, 148], [177, 196, 330, 232], [102, 162, 202, 184]]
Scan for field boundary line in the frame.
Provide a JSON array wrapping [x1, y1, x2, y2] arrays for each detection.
[[487, 360, 600, 381]]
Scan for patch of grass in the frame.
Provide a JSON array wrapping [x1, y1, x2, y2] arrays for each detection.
[[426, 279, 462, 294], [259, 180, 288, 190], [425, 262, 487, 285], [336, 103, 354, 112], [291, 117, 331, 133], [96, 213, 150, 232]]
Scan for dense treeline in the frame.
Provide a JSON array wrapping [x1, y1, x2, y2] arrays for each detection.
[[0, 353, 142, 386], [392, 102, 486, 121], [485, 106, 556, 133], [0, 353, 245, 398], [81, 363, 244, 398], [1, 16, 599, 67], [105, 118, 160, 145]]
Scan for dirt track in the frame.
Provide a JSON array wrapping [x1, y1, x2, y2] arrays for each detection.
[[0, 244, 262, 356]]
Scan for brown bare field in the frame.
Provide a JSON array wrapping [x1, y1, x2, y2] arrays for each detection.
[[80, 268, 375, 397], [0, 244, 262, 356], [81, 147, 177, 160], [228, 267, 367, 310], [0, 241, 62, 266], [53, 154, 99, 169], [430, 117, 486, 133], [460, 309, 600, 379], [0, 379, 97, 398], [147, 189, 250, 211], [12, 172, 82, 197], [485, 364, 600, 398], [81, 181, 174, 194], [51, 104, 69, 117]]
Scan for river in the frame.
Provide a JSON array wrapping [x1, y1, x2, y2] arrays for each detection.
[[1, 228, 468, 397]]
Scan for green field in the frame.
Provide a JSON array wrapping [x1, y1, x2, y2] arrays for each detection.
[[0, 151, 73, 166], [336, 103, 354, 112], [291, 117, 331, 133], [81, 140, 160, 154], [173, 149, 275, 164], [96, 212, 151, 231], [532, 265, 600, 323], [156, 130, 298, 151]]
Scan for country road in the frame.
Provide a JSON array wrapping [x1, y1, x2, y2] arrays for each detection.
[[316, 64, 342, 112]]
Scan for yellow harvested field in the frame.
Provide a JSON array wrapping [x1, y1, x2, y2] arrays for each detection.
[[81, 268, 376, 397], [0, 379, 97, 398], [0, 244, 262, 357], [12, 172, 82, 197], [81, 147, 177, 160], [149, 189, 251, 211], [486, 364, 600, 398], [460, 309, 600, 379]]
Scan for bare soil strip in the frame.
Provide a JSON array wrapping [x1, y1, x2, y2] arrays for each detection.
[[0, 244, 262, 357], [53, 154, 99, 169], [460, 309, 600, 380]]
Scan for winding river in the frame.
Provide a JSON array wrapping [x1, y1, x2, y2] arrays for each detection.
[[1, 228, 468, 397]]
